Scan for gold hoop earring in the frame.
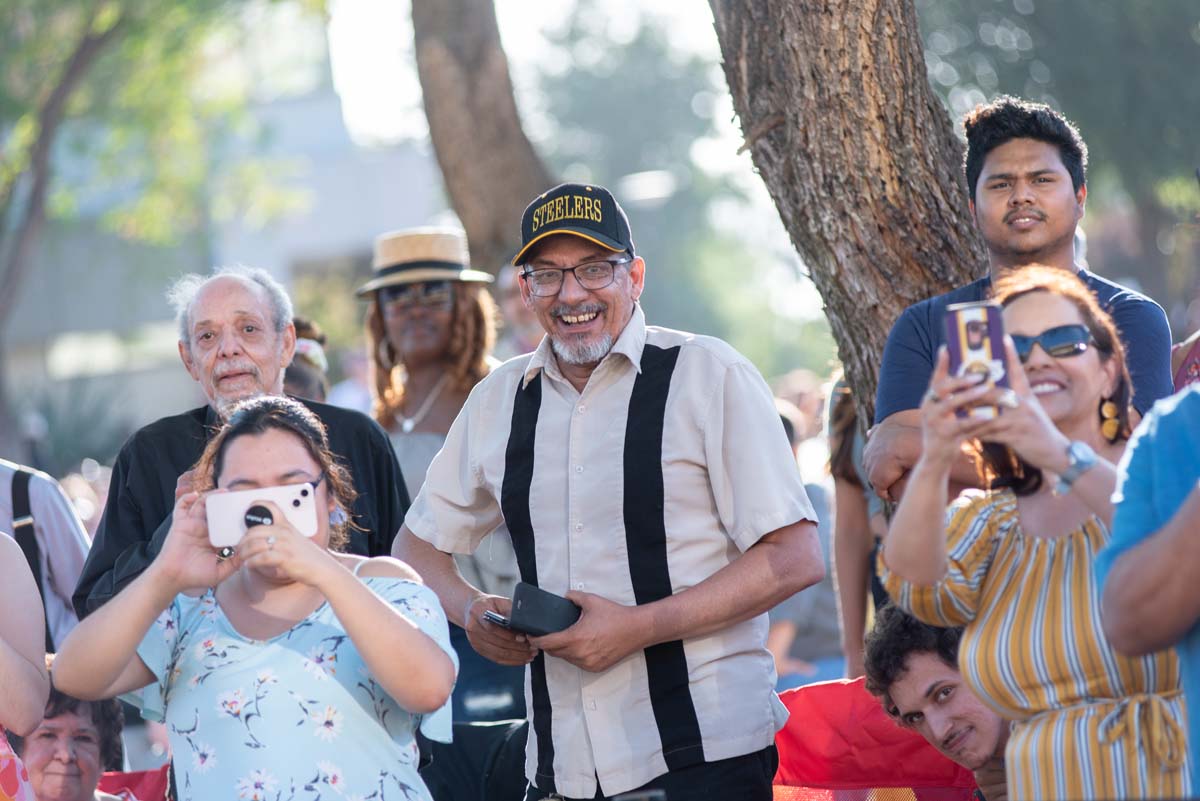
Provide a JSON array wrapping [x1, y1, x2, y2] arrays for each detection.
[[1100, 398, 1120, 442]]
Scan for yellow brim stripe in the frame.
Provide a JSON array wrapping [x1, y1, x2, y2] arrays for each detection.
[[511, 230, 623, 265]]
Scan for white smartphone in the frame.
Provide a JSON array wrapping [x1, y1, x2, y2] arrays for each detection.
[[203, 481, 320, 549]]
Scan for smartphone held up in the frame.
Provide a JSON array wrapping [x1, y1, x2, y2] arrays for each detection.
[[944, 300, 1010, 420], [203, 481, 320, 550]]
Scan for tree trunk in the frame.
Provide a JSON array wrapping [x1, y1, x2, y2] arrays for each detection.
[[411, 0, 555, 274], [709, 0, 985, 421], [0, 12, 125, 457]]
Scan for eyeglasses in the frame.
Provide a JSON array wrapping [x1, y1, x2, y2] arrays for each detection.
[[379, 281, 454, 313], [1011, 324, 1094, 363], [521, 256, 633, 297]]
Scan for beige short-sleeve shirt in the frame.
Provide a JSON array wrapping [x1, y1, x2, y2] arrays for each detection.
[[406, 305, 817, 798]]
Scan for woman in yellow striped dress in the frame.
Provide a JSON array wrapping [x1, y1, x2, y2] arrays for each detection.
[[881, 267, 1190, 800]]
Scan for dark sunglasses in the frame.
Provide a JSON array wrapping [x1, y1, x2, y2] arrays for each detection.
[[1011, 324, 1094, 363]]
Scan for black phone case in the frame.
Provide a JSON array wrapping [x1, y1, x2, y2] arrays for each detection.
[[508, 582, 582, 636]]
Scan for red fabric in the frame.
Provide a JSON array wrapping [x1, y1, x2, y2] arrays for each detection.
[[773, 678, 978, 791], [1173, 338, 1200, 391], [97, 764, 169, 801]]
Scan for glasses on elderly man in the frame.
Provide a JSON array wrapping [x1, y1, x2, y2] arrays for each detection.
[[379, 281, 454, 313], [1011, 324, 1095, 363], [521, 256, 633, 297]]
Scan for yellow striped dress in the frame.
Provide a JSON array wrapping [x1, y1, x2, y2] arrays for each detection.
[[880, 490, 1190, 800]]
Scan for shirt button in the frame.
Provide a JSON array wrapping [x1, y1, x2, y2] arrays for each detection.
[[575, 465, 584, 473], [575, 523, 583, 532], [589, 699, 598, 711], [577, 405, 586, 413], [574, 582, 584, 590]]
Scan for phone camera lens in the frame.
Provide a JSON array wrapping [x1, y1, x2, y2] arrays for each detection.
[[301, 488, 309, 497], [292, 499, 302, 508]]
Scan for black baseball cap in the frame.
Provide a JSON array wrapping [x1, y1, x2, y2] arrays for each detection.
[[512, 182, 635, 266]]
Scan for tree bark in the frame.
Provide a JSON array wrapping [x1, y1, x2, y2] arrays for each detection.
[[411, 0, 555, 274], [710, 0, 986, 421]]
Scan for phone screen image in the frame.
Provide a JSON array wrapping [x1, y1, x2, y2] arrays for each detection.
[[944, 300, 1009, 420]]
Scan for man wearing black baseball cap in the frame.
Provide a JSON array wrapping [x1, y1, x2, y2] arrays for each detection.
[[396, 182, 824, 800]]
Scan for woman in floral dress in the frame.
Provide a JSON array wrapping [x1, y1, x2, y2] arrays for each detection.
[[53, 396, 457, 800]]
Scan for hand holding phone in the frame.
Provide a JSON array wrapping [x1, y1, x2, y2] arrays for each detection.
[[502, 582, 582, 637], [944, 300, 1010, 420], [465, 595, 537, 666], [203, 481, 320, 550]]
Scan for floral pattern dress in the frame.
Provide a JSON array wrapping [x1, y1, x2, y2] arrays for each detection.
[[0, 727, 35, 801], [124, 577, 456, 801]]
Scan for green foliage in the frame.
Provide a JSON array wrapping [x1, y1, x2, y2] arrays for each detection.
[[30, 377, 134, 477], [917, 0, 1200, 199], [915, 0, 1200, 315], [0, 0, 319, 249], [531, 1, 834, 379]]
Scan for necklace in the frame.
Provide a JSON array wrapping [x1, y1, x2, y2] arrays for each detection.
[[398, 373, 450, 433]]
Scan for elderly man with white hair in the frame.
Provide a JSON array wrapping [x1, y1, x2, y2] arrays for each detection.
[[73, 266, 409, 616]]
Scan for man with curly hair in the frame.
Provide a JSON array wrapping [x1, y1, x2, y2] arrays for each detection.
[[865, 605, 1008, 800]]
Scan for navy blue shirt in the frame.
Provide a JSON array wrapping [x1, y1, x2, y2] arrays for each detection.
[[874, 269, 1174, 424]]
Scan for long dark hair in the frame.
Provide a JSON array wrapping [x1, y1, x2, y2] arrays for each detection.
[[828, 375, 864, 487], [367, 282, 497, 430], [982, 266, 1132, 496]]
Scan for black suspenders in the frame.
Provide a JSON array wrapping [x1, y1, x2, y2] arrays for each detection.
[[11, 466, 55, 652]]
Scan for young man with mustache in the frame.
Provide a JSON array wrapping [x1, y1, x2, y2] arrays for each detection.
[[865, 605, 1009, 801], [73, 266, 409, 616], [395, 182, 825, 801], [863, 96, 1173, 503]]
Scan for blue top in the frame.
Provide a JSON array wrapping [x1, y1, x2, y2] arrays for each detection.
[[874, 269, 1173, 424], [1095, 385, 1200, 787], [125, 576, 456, 801]]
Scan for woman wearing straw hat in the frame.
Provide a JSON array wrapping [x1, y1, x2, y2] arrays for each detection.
[[357, 227, 524, 721]]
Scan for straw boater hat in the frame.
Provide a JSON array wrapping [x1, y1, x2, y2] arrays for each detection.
[[355, 227, 493, 296]]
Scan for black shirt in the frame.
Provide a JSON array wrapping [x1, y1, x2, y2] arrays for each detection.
[[73, 399, 410, 617]]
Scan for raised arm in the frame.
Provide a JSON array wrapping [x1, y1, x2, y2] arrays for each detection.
[[1097, 399, 1200, 655], [1101, 487, 1200, 655], [0, 535, 50, 735], [55, 492, 236, 701], [884, 349, 992, 585], [971, 337, 1119, 526]]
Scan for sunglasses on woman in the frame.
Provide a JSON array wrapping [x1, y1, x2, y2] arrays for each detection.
[[1011, 323, 1094, 363]]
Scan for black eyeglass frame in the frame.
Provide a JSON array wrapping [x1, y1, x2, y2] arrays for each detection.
[[1011, 323, 1095, 364], [520, 255, 634, 297], [378, 281, 455, 311]]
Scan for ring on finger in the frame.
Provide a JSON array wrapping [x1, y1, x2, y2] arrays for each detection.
[[997, 389, 1019, 409], [922, 388, 940, 405], [266, 535, 277, 549]]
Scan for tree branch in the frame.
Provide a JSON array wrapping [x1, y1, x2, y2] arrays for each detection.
[[0, 11, 127, 324]]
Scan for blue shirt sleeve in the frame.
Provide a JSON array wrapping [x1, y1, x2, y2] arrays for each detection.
[[1095, 408, 1163, 592], [874, 304, 937, 424], [1108, 293, 1173, 415]]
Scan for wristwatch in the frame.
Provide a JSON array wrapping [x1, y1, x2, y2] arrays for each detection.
[[1055, 440, 1097, 495]]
